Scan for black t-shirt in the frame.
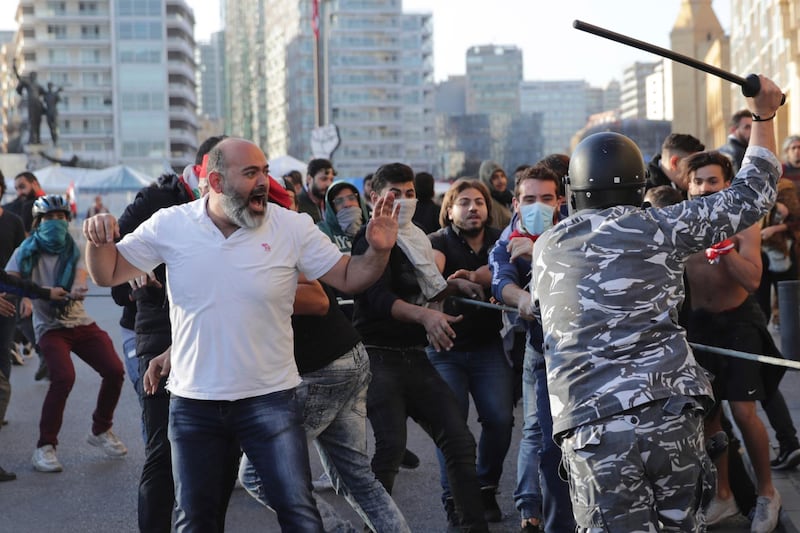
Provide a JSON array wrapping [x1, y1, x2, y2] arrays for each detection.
[[0, 209, 25, 267], [429, 225, 502, 350], [3, 196, 36, 233], [293, 283, 361, 374], [351, 229, 429, 348]]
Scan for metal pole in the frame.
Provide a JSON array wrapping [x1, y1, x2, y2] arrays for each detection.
[[449, 296, 800, 370], [778, 280, 800, 361]]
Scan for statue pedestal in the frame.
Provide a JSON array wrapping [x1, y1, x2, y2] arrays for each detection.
[[24, 143, 45, 154], [24, 143, 48, 170]]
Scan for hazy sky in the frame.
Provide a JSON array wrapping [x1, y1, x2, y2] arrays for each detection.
[[0, 0, 732, 87]]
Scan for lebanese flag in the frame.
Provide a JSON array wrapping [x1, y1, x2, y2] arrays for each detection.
[[65, 180, 77, 217], [311, 0, 319, 40]]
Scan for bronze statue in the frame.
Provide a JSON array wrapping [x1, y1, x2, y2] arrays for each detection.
[[44, 83, 63, 145], [13, 60, 46, 145]]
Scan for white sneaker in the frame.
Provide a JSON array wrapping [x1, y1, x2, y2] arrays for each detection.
[[87, 430, 127, 457], [751, 490, 781, 533], [704, 495, 739, 525], [32, 445, 63, 472]]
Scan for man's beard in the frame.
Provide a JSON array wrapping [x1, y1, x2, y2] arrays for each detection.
[[311, 181, 328, 199], [455, 221, 485, 238], [219, 182, 267, 229]]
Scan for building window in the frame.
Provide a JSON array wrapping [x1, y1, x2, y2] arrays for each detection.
[[119, 49, 162, 63], [118, 21, 163, 40], [79, 2, 98, 14], [48, 49, 69, 65], [46, 2, 66, 15], [81, 25, 101, 39], [116, 0, 161, 17], [47, 25, 68, 40], [80, 49, 102, 64]]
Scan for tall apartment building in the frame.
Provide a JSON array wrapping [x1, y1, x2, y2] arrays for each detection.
[[434, 75, 466, 116], [729, 0, 800, 142], [196, 30, 225, 143], [3, 0, 198, 174], [0, 31, 18, 153], [620, 61, 659, 120], [224, 0, 435, 178], [465, 44, 523, 115], [644, 60, 673, 121], [198, 30, 224, 121], [224, 0, 268, 150], [520, 80, 592, 155]]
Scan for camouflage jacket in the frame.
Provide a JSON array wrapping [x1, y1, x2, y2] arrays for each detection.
[[532, 146, 780, 437]]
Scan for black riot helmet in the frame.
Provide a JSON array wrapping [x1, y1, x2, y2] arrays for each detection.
[[565, 132, 647, 212]]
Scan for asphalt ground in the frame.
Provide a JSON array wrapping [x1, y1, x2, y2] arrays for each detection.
[[1, 285, 797, 532]]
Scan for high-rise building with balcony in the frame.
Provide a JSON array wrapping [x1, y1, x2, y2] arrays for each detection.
[[729, 0, 800, 142], [520, 80, 592, 155], [620, 61, 659, 120], [3, 0, 198, 174], [224, 0, 435, 178], [465, 44, 523, 115]]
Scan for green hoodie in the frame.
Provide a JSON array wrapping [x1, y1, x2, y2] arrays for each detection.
[[317, 181, 370, 254]]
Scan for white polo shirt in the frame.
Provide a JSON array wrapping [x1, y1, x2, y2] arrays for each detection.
[[116, 197, 343, 400]]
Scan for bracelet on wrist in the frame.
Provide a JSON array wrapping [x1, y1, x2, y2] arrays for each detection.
[[752, 112, 776, 122]]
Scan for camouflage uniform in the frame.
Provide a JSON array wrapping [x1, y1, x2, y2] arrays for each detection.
[[531, 146, 781, 531]]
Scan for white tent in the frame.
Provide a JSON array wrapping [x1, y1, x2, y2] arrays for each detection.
[[269, 155, 306, 178], [26, 165, 155, 217], [32, 165, 152, 193]]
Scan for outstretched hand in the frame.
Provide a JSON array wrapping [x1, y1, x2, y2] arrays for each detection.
[[365, 192, 398, 253], [83, 213, 120, 246]]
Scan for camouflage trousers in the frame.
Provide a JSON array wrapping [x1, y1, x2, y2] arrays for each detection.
[[559, 397, 715, 532]]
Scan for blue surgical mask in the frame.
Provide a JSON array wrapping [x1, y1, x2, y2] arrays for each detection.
[[518, 202, 554, 235]]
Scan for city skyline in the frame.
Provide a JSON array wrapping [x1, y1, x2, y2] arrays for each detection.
[[0, 0, 732, 87]]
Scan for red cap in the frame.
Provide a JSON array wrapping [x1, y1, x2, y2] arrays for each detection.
[[267, 175, 292, 209]]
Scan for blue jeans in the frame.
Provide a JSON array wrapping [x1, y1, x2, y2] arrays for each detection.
[[239, 344, 409, 533], [119, 327, 141, 396], [515, 345, 575, 531], [426, 340, 514, 500], [366, 346, 488, 532], [169, 388, 323, 532], [120, 328, 146, 444]]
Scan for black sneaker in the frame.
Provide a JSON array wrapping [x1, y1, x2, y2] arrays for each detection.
[[34, 359, 49, 382], [481, 486, 502, 523], [0, 465, 16, 482], [400, 448, 420, 469], [771, 445, 800, 470], [444, 497, 460, 528]]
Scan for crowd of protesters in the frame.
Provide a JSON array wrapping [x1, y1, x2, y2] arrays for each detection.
[[0, 73, 797, 533]]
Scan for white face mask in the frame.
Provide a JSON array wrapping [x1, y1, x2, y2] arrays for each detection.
[[336, 205, 363, 237], [392, 198, 418, 227]]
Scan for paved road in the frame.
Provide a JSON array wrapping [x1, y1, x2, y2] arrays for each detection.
[[0, 287, 795, 531]]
